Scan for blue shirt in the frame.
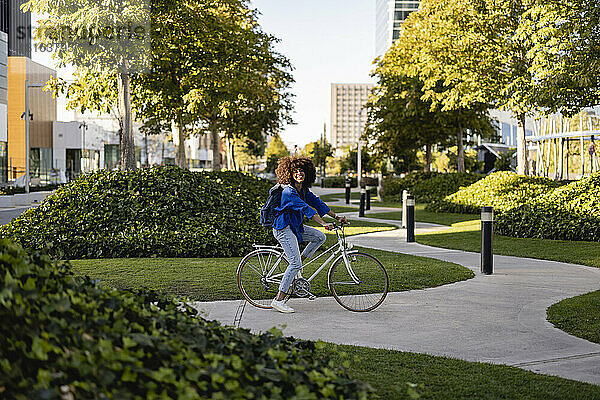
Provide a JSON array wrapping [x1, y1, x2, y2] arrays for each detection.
[[273, 185, 330, 243]]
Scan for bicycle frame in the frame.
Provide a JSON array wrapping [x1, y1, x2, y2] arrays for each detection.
[[256, 227, 361, 289]]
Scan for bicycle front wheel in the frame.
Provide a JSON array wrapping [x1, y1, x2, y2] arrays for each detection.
[[237, 249, 288, 309], [328, 252, 388, 312]]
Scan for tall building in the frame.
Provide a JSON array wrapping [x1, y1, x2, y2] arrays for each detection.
[[375, 0, 420, 57], [330, 83, 374, 154]]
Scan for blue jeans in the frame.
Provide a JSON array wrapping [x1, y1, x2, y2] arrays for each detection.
[[273, 225, 326, 293]]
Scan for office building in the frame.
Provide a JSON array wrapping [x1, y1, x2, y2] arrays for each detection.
[[375, 0, 420, 57], [330, 83, 374, 154]]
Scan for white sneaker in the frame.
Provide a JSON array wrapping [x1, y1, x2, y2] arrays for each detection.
[[271, 299, 295, 313]]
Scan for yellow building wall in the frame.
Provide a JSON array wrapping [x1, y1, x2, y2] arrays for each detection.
[[7, 57, 56, 177], [8, 57, 25, 175]]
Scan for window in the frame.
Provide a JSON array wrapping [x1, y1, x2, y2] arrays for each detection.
[[104, 144, 119, 170]]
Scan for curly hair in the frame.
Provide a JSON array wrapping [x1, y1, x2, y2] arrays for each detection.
[[275, 155, 317, 188]]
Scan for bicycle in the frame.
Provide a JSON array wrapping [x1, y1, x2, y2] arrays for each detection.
[[237, 221, 389, 312]]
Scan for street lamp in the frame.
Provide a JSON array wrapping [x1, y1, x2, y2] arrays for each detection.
[[23, 80, 44, 195], [357, 108, 363, 188]]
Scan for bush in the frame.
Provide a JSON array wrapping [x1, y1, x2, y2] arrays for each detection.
[[0, 184, 62, 195], [0, 166, 276, 259], [321, 176, 357, 188], [382, 172, 439, 199], [410, 173, 483, 203], [426, 171, 562, 214], [496, 173, 600, 241], [0, 240, 370, 399]]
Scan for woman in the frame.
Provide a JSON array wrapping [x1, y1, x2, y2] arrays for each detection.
[[271, 155, 346, 313]]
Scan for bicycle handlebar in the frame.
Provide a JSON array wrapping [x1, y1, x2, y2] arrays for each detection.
[[325, 220, 350, 231]]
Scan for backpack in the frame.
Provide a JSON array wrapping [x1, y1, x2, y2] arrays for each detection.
[[259, 184, 284, 227]]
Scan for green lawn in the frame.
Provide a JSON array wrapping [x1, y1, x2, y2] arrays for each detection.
[[416, 220, 600, 269], [71, 219, 473, 301], [321, 192, 404, 209], [547, 290, 600, 345], [329, 205, 358, 213], [366, 205, 476, 226], [318, 343, 600, 399]]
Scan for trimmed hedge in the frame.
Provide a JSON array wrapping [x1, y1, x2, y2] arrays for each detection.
[[0, 184, 62, 195], [321, 176, 357, 188], [410, 173, 483, 203], [496, 173, 600, 241], [0, 166, 276, 259], [382, 172, 439, 199], [383, 172, 483, 203], [426, 171, 562, 214], [0, 240, 370, 398]]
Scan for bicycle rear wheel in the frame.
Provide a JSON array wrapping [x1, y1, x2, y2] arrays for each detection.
[[328, 252, 388, 312], [237, 249, 288, 309]]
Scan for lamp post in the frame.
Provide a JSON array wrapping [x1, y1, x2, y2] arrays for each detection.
[[80, 122, 88, 173], [24, 80, 44, 195], [357, 108, 362, 188]]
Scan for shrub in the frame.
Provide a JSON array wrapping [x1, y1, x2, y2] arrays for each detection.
[[426, 171, 562, 214], [0, 184, 62, 195], [0, 240, 370, 399], [496, 173, 600, 241], [321, 176, 357, 188], [382, 172, 439, 199], [410, 173, 483, 203], [0, 166, 276, 259]]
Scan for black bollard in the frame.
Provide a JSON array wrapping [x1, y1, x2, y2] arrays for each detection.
[[481, 206, 494, 274], [359, 187, 366, 217], [366, 185, 371, 210], [345, 178, 351, 204], [406, 195, 415, 242]]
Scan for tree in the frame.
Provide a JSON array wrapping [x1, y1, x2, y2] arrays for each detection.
[[339, 146, 377, 175], [304, 140, 333, 177], [517, 0, 600, 116], [134, 0, 293, 170], [367, 37, 495, 173], [182, 1, 294, 171], [399, 0, 546, 175], [26, 0, 150, 170], [264, 133, 289, 173]]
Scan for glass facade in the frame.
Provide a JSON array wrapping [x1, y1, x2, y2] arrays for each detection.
[[0, 141, 6, 184], [30, 147, 52, 184], [376, 0, 420, 57], [104, 144, 119, 170]]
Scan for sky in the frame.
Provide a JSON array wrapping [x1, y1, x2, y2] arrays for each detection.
[[251, 0, 377, 149]]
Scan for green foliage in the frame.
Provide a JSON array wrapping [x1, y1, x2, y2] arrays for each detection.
[[0, 184, 61, 195], [410, 173, 483, 203], [0, 166, 276, 259], [493, 150, 515, 172], [265, 134, 290, 173], [547, 290, 600, 345], [496, 173, 600, 241], [382, 172, 439, 199], [0, 240, 370, 398], [427, 171, 562, 214], [321, 176, 358, 188]]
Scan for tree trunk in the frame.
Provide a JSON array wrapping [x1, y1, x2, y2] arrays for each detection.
[[210, 119, 221, 171], [226, 136, 232, 170], [117, 68, 136, 171], [516, 113, 528, 175], [457, 122, 465, 173], [172, 115, 186, 169], [424, 144, 432, 172]]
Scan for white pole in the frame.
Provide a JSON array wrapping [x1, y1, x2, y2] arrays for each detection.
[[357, 109, 362, 188], [24, 79, 29, 194]]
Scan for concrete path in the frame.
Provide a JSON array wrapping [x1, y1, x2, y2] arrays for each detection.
[[0, 205, 36, 225], [194, 219, 600, 385]]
